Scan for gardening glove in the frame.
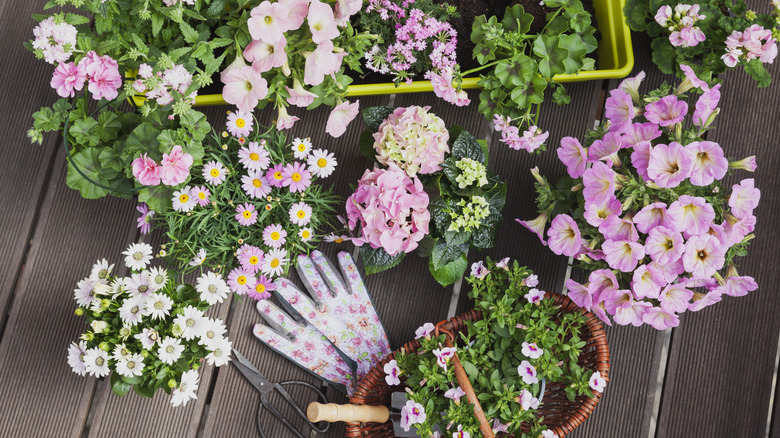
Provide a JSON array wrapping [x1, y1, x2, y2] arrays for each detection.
[[273, 250, 391, 381], [254, 299, 358, 394]]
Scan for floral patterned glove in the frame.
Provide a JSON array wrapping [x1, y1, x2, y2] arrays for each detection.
[[253, 299, 357, 394], [274, 250, 391, 381]]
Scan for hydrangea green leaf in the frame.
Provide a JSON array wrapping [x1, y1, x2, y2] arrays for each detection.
[[360, 245, 405, 275], [428, 253, 468, 287]]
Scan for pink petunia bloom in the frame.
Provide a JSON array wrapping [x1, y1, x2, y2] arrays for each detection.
[[599, 215, 639, 242], [679, 64, 710, 91], [614, 299, 652, 326], [723, 213, 756, 246], [136, 203, 154, 235], [682, 234, 726, 279], [303, 40, 342, 86], [686, 141, 728, 186], [521, 342, 543, 359], [281, 162, 312, 193], [517, 360, 538, 385], [604, 88, 635, 133], [642, 307, 680, 330], [235, 203, 258, 226], [547, 214, 582, 257], [263, 224, 288, 248], [648, 259, 685, 285], [332, 0, 361, 26], [632, 265, 663, 299], [239, 141, 271, 172], [623, 123, 662, 148], [241, 170, 272, 199], [50, 61, 86, 98], [589, 269, 619, 303], [644, 95, 688, 127], [276, 105, 299, 130], [308, 1, 339, 44], [239, 246, 265, 273], [524, 288, 545, 304], [631, 141, 653, 181], [583, 162, 617, 203], [729, 178, 761, 219], [244, 38, 289, 73], [227, 267, 258, 295], [588, 132, 622, 166], [647, 142, 693, 188], [619, 70, 645, 102], [667, 195, 716, 236], [247, 1, 294, 43], [645, 226, 685, 265], [688, 290, 723, 312], [716, 271, 758, 297], [602, 239, 645, 272], [383, 360, 401, 386], [160, 145, 193, 186], [265, 164, 286, 188], [517, 213, 548, 245], [600, 288, 632, 315], [286, 78, 318, 108], [220, 53, 248, 84], [634, 202, 671, 234], [590, 301, 613, 326], [692, 84, 721, 127], [325, 99, 359, 138], [566, 279, 593, 310], [659, 283, 694, 314], [432, 346, 457, 371], [222, 66, 269, 112], [279, 0, 310, 28], [584, 195, 622, 228], [557, 137, 588, 178], [132, 154, 161, 186]]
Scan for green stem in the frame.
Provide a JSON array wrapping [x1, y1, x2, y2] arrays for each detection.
[[461, 59, 503, 77], [540, 7, 563, 34]]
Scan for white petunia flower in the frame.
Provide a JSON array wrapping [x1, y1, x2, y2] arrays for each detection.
[[67, 341, 88, 376], [205, 337, 232, 367], [135, 328, 161, 350], [145, 293, 173, 320], [112, 343, 132, 362], [307, 149, 337, 178], [198, 318, 227, 350], [292, 137, 313, 159], [122, 242, 153, 271], [589, 371, 607, 393], [116, 353, 145, 378], [83, 347, 110, 378], [148, 266, 169, 291], [171, 369, 199, 407], [126, 271, 153, 297], [158, 337, 185, 365], [119, 295, 147, 326], [89, 259, 115, 282], [173, 306, 206, 340], [196, 272, 229, 305]]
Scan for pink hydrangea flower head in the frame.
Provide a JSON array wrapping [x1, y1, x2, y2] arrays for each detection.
[[248, 1, 294, 43], [631, 141, 653, 182], [584, 195, 622, 228], [222, 66, 269, 112], [668, 195, 716, 235], [132, 154, 161, 186], [303, 40, 342, 86], [644, 95, 688, 127], [281, 162, 312, 193], [659, 283, 694, 314], [647, 142, 693, 188], [51, 61, 86, 98], [326, 100, 359, 138], [244, 38, 289, 74], [604, 88, 635, 133], [307, 0, 339, 44], [599, 215, 639, 242], [517, 360, 538, 385], [235, 203, 258, 226], [557, 136, 588, 178], [383, 359, 401, 386], [583, 161, 616, 203], [517, 212, 548, 246], [631, 265, 662, 300], [286, 78, 318, 108], [588, 132, 622, 166], [547, 214, 582, 257], [729, 178, 760, 219], [372, 106, 450, 176], [686, 141, 728, 186], [566, 279, 593, 310], [159, 145, 193, 186], [602, 239, 645, 272], [618, 71, 645, 103], [693, 84, 721, 127], [623, 123, 662, 148], [642, 306, 680, 330], [276, 105, 299, 131], [521, 342, 543, 359], [683, 234, 726, 279], [645, 226, 685, 265]]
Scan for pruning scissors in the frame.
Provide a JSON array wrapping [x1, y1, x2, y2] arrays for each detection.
[[232, 349, 330, 438]]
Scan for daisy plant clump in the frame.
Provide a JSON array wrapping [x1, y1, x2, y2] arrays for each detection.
[[345, 106, 507, 287], [67, 242, 231, 407], [391, 258, 603, 437], [520, 71, 760, 330], [153, 117, 340, 299], [624, 0, 779, 87]]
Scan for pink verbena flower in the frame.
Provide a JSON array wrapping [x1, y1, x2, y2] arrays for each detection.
[[557, 137, 588, 178], [668, 195, 716, 236], [50, 62, 86, 98], [160, 145, 193, 186], [132, 154, 161, 186], [644, 95, 688, 127], [602, 239, 645, 272], [222, 66, 269, 112], [645, 226, 685, 265], [647, 142, 693, 188], [686, 141, 728, 186], [729, 178, 760, 219], [682, 234, 726, 279], [326, 100, 359, 138], [372, 106, 449, 176], [547, 214, 582, 257], [604, 88, 635, 133], [281, 162, 312, 193]]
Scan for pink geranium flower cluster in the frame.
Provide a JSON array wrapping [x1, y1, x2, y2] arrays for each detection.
[[372, 106, 450, 177], [346, 165, 430, 256], [521, 72, 760, 330], [32, 17, 77, 65], [493, 114, 550, 153], [132, 63, 197, 108], [721, 24, 777, 67], [50, 51, 123, 100], [131, 145, 194, 187], [655, 4, 706, 48]]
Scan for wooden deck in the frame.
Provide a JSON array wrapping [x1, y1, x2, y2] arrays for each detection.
[[1, 0, 779, 437]]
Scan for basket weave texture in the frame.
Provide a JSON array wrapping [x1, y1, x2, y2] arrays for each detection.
[[345, 293, 610, 437]]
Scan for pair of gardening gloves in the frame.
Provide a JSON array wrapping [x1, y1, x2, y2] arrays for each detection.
[[253, 250, 391, 394]]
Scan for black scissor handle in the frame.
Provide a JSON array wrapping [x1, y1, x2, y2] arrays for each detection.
[[256, 380, 330, 438]]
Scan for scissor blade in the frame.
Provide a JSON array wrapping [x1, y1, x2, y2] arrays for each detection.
[[232, 349, 271, 392]]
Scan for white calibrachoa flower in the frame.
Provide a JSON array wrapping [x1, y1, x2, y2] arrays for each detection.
[[174, 306, 206, 340], [196, 272, 229, 305], [116, 353, 145, 378], [145, 293, 173, 320], [89, 259, 114, 282], [206, 337, 233, 367], [307, 149, 337, 178], [292, 137, 312, 159], [122, 242, 153, 271], [171, 369, 199, 408], [158, 337, 185, 365], [119, 295, 147, 326], [67, 341, 88, 376], [198, 318, 227, 350], [589, 371, 607, 393], [83, 348, 110, 378]]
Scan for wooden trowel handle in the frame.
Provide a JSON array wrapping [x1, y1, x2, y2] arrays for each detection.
[[307, 402, 390, 423], [447, 341, 496, 438]]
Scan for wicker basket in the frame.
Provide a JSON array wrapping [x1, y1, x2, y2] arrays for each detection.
[[345, 294, 610, 438]]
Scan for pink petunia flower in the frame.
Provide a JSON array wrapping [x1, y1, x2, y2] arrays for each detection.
[[160, 145, 193, 186], [729, 156, 757, 172], [614, 299, 651, 326], [623, 123, 662, 148], [587, 132, 622, 166], [280, 0, 310, 28], [286, 78, 318, 108], [521, 342, 543, 359], [325, 100, 359, 138], [239, 246, 265, 274], [631, 141, 653, 181], [524, 288, 545, 304], [547, 214, 582, 257], [642, 307, 680, 330], [262, 224, 288, 248], [716, 269, 758, 297], [645, 226, 685, 265], [566, 279, 593, 310], [679, 64, 710, 91], [276, 105, 299, 130], [235, 203, 258, 226], [604, 88, 635, 133], [683, 234, 726, 279], [247, 1, 294, 43], [693, 84, 721, 127], [688, 290, 723, 312], [51, 61, 86, 98], [647, 142, 693, 188], [589, 269, 619, 302], [667, 195, 716, 236], [658, 283, 694, 314], [602, 240, 645, 272], [307, 0, 339, 44], [132, 154, 161, 186], [557, 136, 588, 178], [244, 38, 289, 73], [333, 0, 361, 26], [729, 178, 760, 219], [618, 70, 645, 102], [686, 141, 728, 186], [723, 213, 756, 246], [222, 66, 269, 112], [281, 162, 312, 193], [644, 95, 688, 127], [241, 170, 272, 199], [599, 215, 639, 242], [517, 360, 538, 384], [227, 267, 257, 295], [584, 196, 621, 228], [633, 202, 672, 234], [383, 360, 401, 386], [583, 162, 617, 203], [517, 213, 548, 246], [631, 265, 662, 300], [303, 40, 343, 86]]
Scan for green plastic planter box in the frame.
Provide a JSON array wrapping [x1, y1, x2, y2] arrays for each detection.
[[134, 0, 632, 107]]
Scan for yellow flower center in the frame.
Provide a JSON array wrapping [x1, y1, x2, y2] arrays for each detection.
[[250, 152, 259, 161], [273, 171, 283, 180], [237, 275, 247, 285], [302, 230, 311, 239], [179, 194, 189, 203], [253, 179, 263, 188], [198, 192, 206, 200], [210, 168, 220, 177], [297, 143, 306, 152], [236, 118, 246, 128], [243, 210, 252, 219], [256, 283, 266, 293], [265, 204, 272, 211], [317, 158, 327, 168], [335, 237, 344, 243], [264, 15, 272, 24], [270, 231, 280, 241], [297, 210, 306, 219], [270, 259, 280, 268], [292, 172, 301, 182], [249, 256, 259, 265]]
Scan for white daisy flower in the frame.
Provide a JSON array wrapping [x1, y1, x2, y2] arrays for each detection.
[[122, 242, 153, 271], [67, 341, 88, 376], [119, 295, 147, 326], [158, 337, 185, 365], [145, 293, 173, 320], [171, 369, 199, 407], [116, 353, 145, 378], [126, 271, 153, 297], [93, 281, 113, 297], [198, 318, 228, 350], [299, 227, 314, 242], [261, 248, 288, 277], [196, 272, 229, 305], [89, 259, 115, 282], [148, 266, 168, 291], [292, 137, 312, 159], [307, 149, 337, 178], [203, 160, 228, 185], [288, 201, 313, 226], [189, 248, 207, 266], [174, 306, 206, 340], [324, 234, 350, 244], [73, 278, 98, 307], [112, 343, 132, 362], [109, 277, 128, 297], [83, 347, 110, 378], [135, 328, 161, 350], [172, 186, 197, 212], [205, 337, 233, 367]]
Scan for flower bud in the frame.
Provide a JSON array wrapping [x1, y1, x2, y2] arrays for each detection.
[[530, 166, 546, 187], [99, 342, 110, 351], [75, 308, 85, 316], [140, 350, 149, 358], [701, 107, 720, 130], [91, 320, 108, 333], [168, 379, 178, 388], [80, 332, 95, 341], [193, 362, 200, 370], [729, 156, 757, 172]]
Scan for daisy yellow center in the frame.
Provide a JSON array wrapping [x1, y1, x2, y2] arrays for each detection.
[[271, 259, 280, 268], [249, 256, 259, 265], [179, 194, 189, 203], [253, 179, 263, 188], [297, 210, 306, 218], [210, 168, 220, 177], [292, 172, 301, 182], [250, 152, 259, 161], [274, 171, 283, 180], [335, 237, 344, 243], [154, 301, 164, 310], [271, 231, 281, 240], [302, 230, 311, 239], [297, 144, 306, 152], [236, 118, 246, 128], [243, 210, 252, 219], [198, 192, 206, 200], [256, 283, 266, 293], [237, 275, 247, 285], [317, 158, 327, 168], [265, 204, 272, 210]]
